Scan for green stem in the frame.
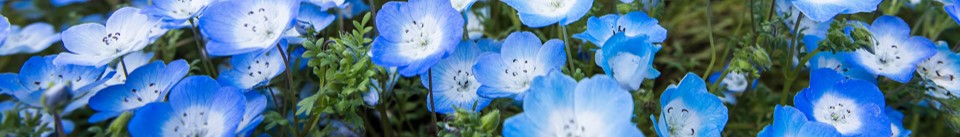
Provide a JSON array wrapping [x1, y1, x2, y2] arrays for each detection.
[[274, 43, 300, 136], [703, 0, 718, 79], [188, 18, 218, 78], [781, 13, 805, 105], [560, 25, 574, 72], [119, 57, 130, 78], [50, 111, 65, 137], [376, 101, 394, 136], [428, 69, 438, 133]]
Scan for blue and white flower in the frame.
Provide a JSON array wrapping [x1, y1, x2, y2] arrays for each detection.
[[790, 0, 882, 22], [143, 0, 217, 28], [845, 16, 937, 83], [0, 55, 109, 107], [757, 105, 842, 137], [451, 0, 478, 12], [474, 32, 565, 101], [810, 52, 876, 83], [465, 7, 488, 40], [885, 107, 912, 137], [776, 0, 830, 38], [794, 69, 891, 136], [66, 52, 154, 113], [87, 60, 189, 123], [237, 91, 267, 135], [502, 72, 643, 136], [598, 34, 660, 91], [651, 73, 728, 137], [295, 3, 336, 33], [916, 41, 960, 97], [306, 0, 345, 9], [127, 76, 246, 136], [420, 41, 492, 114], [371, 0, 464, 76], [0, 15, 8, 41], [54, 7, 161, 66], [218, 42, 287, 89], [501, 0, 593, 27], [573, 11, 667, 46], [0, 22, 61, 56], [200, 0, 299, 56]]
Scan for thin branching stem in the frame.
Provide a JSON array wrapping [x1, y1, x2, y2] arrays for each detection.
[[704, 0, 718, 80]]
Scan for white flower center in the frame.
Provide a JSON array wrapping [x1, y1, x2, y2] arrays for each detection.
[[529, 0, 575, 17], [396, 17, 445, 60], [918, 53, 959, 90], [101, 32, 125, 53], [501, 57, 543, 92], [240, 7, 280, 44], [164, 107, 228, 136], [169, 0, 205, 18], [664, 99, 701, 137], [812, 93, 863, 134]]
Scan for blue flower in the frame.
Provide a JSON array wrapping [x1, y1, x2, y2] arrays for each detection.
[[295, 3, 336, 33], [501, 0, 593, 27], [128, 76, 247, 136], [143, 0, 217, 28], [845, 16, 937, 83], [757, 105, 842, 137], [502, 72, 643, 136], [339, 0, 370, 18], [66, 52, 154, 114], [947, 1, 960, 25], [794, 69, 891, 136], [598, 34, 660, 91], [420, 41, 492, 114], [51, 0, 88, 7], [371, 0, 463, 76], [809, 51, 876, 83], [306, 0, 345, 9], [474, 31, 565, 101], [776, 0, 830, 38], [465, 7, 488, 40], [0, 22, 61, 56], [916, 41, 960, 97], [0, 15, 9, 42], [573, 11, 667, 46], [54, 7, 162, 66], [218, 42, 287, 89], [650, 73, 728, 137], [237, 91, 267, 136], [451, 0, 478, 12], [0, 55, 109, 107], [707, 71, 756, 93], [200, 0, 299, 56], [790, 0, 881, 22], [885, 107, 912, 137], [87, 60, 189, 123]]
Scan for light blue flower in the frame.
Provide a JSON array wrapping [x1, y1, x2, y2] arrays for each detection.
[[598, 34, 660, 91], [65, 52, 153, 114], [885, 107, 912, 137], [501, 0, 593, 27], [809, 51, 877, 83], [790, 0, 882, 22], [794, 69, 891, 136], [0, 15, 9, 42], [451, 0, 478, 12], [0, 55, 109, 107], [306, 0, 345, 9], [339, 0, 370, 18], [650, 73, 728, 137], [473, 31, 565, 101], [947, 0, 960, 25], [51, 0, 87, 7], [707, 71, 756, 93], [845, 16, 937, 83], [420, 41, 492, 114], [757, 105, 842, 137], [916, 41, 960, 97], [465, 7, 488, 40], [217, 42, 287, 89], [0, 22, 61, 56], [295, 3, 336, 33], [127, 76, 247, 136], [502, 72, 643, 136], [54, 7, 162, 66], [237, 91, 267, 136], [776, 0, 830, 38], [371, 0, 463, 76], [200, 0, 300, 56], [143, 0, 217, 28], [87, 60, 189, 123], [573, 11, 666, 46]]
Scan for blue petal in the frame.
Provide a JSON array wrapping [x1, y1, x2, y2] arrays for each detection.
[[573, 14, 618, 46], [500, 32, 542, 63], [128, 102, 174, 137], [473, 53, 520, 99], [523, 71, 577, 123], [238, 91, 267, 134], [619, 11, 667, 43], [796, 122, 842, 137], [18, 56, 57, 91], [218, 45, 286, 89], [199, 0, 299, 56], [88, 111, 122, 123], [808, 68, 845, 89], [502, 114, 550, 136], [573, 75, 633, 122], [0, 73, 24, 95], [559, 0, 592, 26], [869, 16, 911, 40], [537, 39, 567, 73], [948, 5, 960, 25], [296, 3, 336, 31]]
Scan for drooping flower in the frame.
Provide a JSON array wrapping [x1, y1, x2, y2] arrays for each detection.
[[573, 11, 667, 46], [845, 16, 937, 83], [0, 22, 61, 56], [420, 41, 492, 114], [885, 107, 912, 137], [474, 31, 565, 101], [790, 0, 882, 22], [650, 73, 728, 137], [54, 7, 161, 66], [916, 41, 960, 97], [143, 0, 216, 28], [200, 0, 299, 56], [0, 55, 109, 107], [217, 42, 287, 89], [371, 0, 464, 76], [501, 0, 593, 28], [87, 60, 189, 123], [295, 3, 336, 34], [451, 0, 478, 12], [127, 76, 246, 136], [338, 0, 371, 18], [757, 105, 842, 137], [794, 69, 891, 136], [502, 72, 644, 136], [598, 34, 660, 91], [237, 91, 267, 135]]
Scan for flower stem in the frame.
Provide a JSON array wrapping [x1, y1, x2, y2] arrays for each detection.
[[188, 18, 218, 78], [428, 69, 438, 133], [780, 13, 805, 105], [50, 111, 66, 137], [119, 57, 130, 78], [703, 0, 718, 80], [274, 43, 300, 136], [560, 25, 574, 72]]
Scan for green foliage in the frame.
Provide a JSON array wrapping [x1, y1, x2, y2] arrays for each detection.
[[437, 108, 501, 137], [818, 20, 876, 54], [0, 105, 49, 137]]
